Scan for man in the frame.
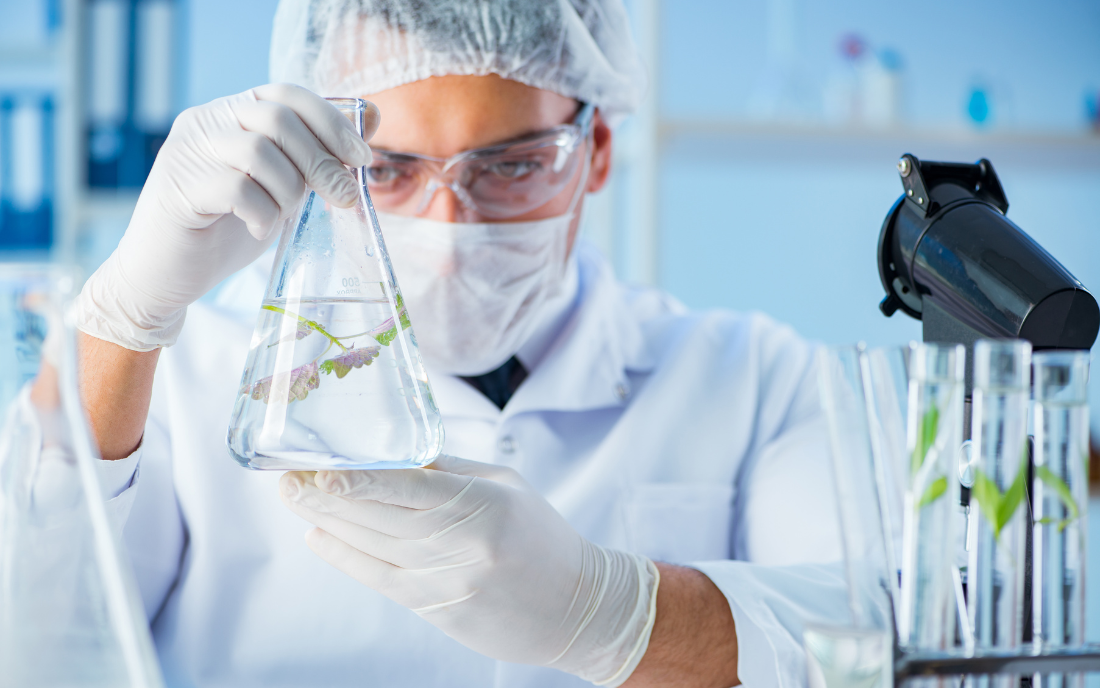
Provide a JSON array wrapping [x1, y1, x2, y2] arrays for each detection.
[[75, 1, 849, 686]]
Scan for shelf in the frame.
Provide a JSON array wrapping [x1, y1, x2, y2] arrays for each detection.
[[659, 119, 1100, 171]]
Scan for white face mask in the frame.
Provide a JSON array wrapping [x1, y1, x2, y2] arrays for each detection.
[[379, 210, 574, 376]]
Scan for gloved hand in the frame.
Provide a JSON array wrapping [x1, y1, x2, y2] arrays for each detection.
[[76, 83, 377, 351], [280, 456, 660, 687]]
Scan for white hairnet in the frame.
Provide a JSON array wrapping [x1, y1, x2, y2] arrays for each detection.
[[269, 0, 647, 126]]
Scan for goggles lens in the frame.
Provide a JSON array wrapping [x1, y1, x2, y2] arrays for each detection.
[[366, 105, 593, 220]]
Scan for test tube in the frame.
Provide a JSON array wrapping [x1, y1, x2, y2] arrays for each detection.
[[899, 342, 965, 651], [968, 340, 1031, 685], [1031, 351, 1089, 688]]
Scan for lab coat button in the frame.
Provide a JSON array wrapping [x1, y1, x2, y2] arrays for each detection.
[[498, 435, 516, 454], [615, 383, 629, 400]]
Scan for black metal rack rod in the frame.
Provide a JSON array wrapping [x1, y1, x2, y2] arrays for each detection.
[[897, 646, 1100, 680]]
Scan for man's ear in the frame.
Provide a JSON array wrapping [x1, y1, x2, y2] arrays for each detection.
[[586, 109, 613, 194]]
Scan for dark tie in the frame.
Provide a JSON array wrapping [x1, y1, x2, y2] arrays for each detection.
[[460, 356, 529, 410]]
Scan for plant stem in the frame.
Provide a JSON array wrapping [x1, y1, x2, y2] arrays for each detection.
[[311, 340, 335, 365], [262, 305, 348, 353]]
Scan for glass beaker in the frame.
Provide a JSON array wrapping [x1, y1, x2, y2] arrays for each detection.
[[0, 264, 164, 687], [968, 340, 1031, 674], [226, 98, 445, 471], [898, 342, 966, 652], [807, 345, 896, 688], [817, 346, 898, 629], [1031, 350, 1089, 688]]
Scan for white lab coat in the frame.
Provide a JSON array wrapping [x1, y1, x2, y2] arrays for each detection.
[[97, 241, 851, 688]]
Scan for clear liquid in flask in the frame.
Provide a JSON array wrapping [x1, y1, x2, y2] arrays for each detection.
[[229, 294, 440, 469]]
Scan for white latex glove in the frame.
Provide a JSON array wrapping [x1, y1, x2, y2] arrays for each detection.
[[279, 456, 660, 686], [76, 83, 378, 351]]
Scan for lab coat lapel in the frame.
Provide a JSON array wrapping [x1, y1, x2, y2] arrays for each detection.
[[503, 244, 656, 417]]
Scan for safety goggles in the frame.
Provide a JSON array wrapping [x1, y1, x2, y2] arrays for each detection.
[[365, 102, 595, 220]]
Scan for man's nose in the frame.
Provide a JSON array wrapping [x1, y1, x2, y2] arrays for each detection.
[[418, 182, 465, 223]]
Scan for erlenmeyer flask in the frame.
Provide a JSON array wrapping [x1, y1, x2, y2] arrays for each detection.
[[0, 264, 164, 687], [226, 98, 444, 470]]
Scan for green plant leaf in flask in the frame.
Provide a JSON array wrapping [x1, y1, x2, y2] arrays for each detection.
[[226, 98, 444, 471]]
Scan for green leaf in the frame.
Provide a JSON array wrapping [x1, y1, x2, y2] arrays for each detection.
[[996, 461, 1027, 536], [373, 325, 397, 346], [917, 476, 948, 508], [911, 406, 940, 477], [319, 346, 380, 380], [393, 292, 411, 331], [972, 451, 1029, 541], [319, 358, 351, 378], [1035, 465, 1079, 522], [971, 470, 1003, 536], [1036, 516, 1075, 533]]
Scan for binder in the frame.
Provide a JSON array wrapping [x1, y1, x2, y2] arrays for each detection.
[[87, 0, 129, 186], [135, 0, 174, 132], [87, 0, 177, 189], [0, 94, 52, 250]]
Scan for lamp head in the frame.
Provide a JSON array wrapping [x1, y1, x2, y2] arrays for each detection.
[[877, 154, 1098, 389]]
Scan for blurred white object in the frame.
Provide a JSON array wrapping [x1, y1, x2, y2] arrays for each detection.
[[805, 624, 892, 688], [821, 34, 864, 126], [822, 36, 903, 129], [862, 49, 903, 128], [0, 264, 164, 687], [268, 0, 647, 127], [747, 0, 817, 122]]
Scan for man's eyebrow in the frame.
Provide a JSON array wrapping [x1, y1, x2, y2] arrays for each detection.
[[370, 122, 574, 159]]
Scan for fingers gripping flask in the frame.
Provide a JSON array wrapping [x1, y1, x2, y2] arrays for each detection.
[[226, 98, 445, 470]]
